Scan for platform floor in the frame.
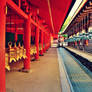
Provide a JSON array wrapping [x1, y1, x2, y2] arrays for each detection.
[[6, 48, 61, 92], [66, 47, 92, 62]]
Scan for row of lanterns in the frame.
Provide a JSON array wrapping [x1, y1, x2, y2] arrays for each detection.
[[30, 45, 37, 55], [5, 42, 27, 70], [65, 30, 92, 42], [5, 43, 43, 70], [30, 44, 42, 55]]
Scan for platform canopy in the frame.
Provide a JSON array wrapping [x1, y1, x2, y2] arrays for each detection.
[[28, 0, 73, 36]]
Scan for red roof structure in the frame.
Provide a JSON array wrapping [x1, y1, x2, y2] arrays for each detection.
[[29, 0, 72, 37]]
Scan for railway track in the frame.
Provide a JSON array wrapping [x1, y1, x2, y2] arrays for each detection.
[[58, 48, 92, 92]]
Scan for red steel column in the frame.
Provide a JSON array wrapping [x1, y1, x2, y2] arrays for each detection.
[[0, 1, 6, 92], [24, 15, 31, 70], [40, 30, 43, 55], [35, 27, 39, 60]]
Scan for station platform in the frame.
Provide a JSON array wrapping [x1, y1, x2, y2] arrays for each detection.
[[6, 48, 61, 92], [65, 46, 92, 62], [6, 47, 92, 92]]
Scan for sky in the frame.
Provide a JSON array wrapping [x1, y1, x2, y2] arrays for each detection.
[[60, 0, 87, 34]]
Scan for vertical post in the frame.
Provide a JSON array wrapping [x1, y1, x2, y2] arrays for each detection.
[[86, 40, 88, 46], [46, 33, 48, 50], [48, 34, 50, 49], [48, 34, 49, 49], [46, 33, 47, 51], [49, 33, 51, 48], [35, 27, 39, 60], [0, 1, 6, 92], [45, 33, 47, 51], [44, 32, 46, 53], [43, 32, 45, 53], [75, 41, 77, 48], [23, 33, 24, 42], [19, 0, 21, 8], [24, 15, 31, 70], [15, 31, 17, 42], [15, 15, 17, 42], [40, 30, 43, 55]]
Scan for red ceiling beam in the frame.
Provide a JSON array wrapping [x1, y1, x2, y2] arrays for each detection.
[[30, 18, 47, 33], [6, 0, 50, 34], [6, 0, 28, 19]]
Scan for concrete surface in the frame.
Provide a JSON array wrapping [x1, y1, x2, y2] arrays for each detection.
[[66, 47, 92, 62], [6, 48, 61, 92]]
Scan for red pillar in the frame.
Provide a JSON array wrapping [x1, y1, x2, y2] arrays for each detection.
[[43, 32, 45, 53], [46, 33, 48, 51], [49, 34, 51, 47], [44, 32, 46, 53], [50, 34, 51, 47], [48, 33, 50, 48], [75, 41, 77, 46], [0, 1, 6, 92], [35, 27, 39, 60], [45, 32, 47, 51], [48, 34, 50, 49], [23, 33, 24, 41], [40, 30, 43, 55], [15, 31, 17, 42], [24, 15, 31, 70], [85, 40, 88, 46], [19, 0, 21, 8], [47, 34, 49, 49]]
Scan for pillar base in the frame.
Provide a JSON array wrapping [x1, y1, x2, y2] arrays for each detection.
[[39, 54, 44, 56], [19, 68, 30, 73], [40, 50, 44, 56], [46, 49, 48, 51], [35, 54, 39, 60], [35, 58, 40, 61]]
